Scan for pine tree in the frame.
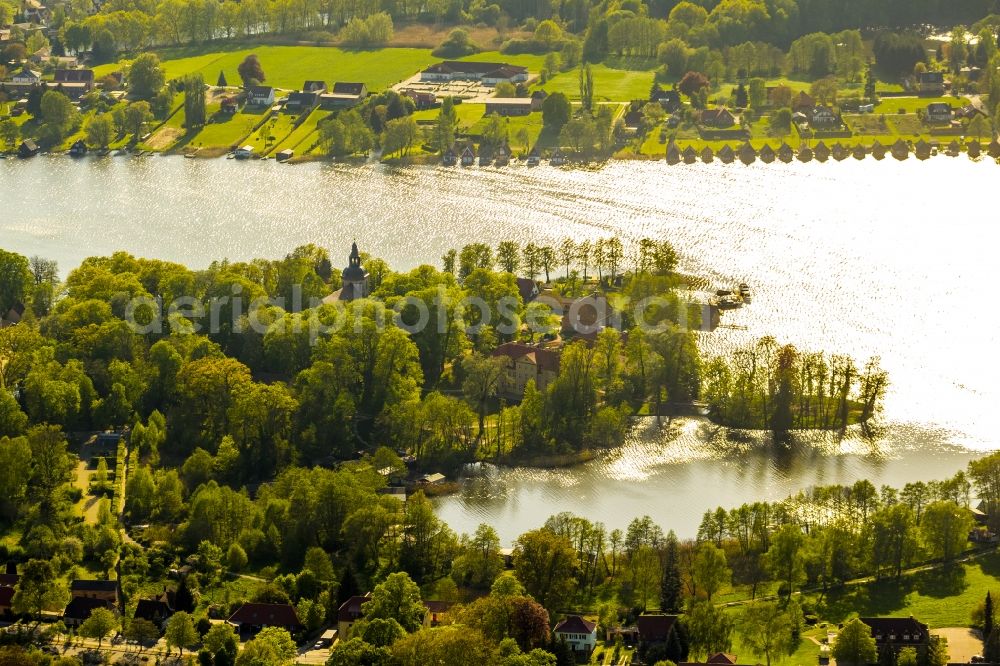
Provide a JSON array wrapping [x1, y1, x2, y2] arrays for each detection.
[[735, 82, 748, 108], [660, 530, 683, 613], [337, 566, 360, 604], [986, 591, 995, 638], [217, 70, 227, 87], [174, 576, 195, 613], [184, 74, 207, 128], [865, 65, 876, 103], [549, 635, 576, 666], [986, 625, 1000, 664]]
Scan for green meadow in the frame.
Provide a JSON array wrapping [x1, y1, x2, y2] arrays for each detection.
[[95, 45, 436, 90], [537, 57, 658, 102]]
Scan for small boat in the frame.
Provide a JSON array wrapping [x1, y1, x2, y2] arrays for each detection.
[[739, 282, 752, 304], [526, 148, 540, 167]]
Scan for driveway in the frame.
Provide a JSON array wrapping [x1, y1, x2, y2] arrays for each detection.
[[934, 628, 983, 662]]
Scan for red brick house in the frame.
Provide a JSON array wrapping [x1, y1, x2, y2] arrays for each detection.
[[228, 602, 302, 636]]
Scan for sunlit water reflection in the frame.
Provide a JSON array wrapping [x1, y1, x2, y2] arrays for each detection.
[[3, 155, 998, 539]]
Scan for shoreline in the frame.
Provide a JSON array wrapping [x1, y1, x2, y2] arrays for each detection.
[[5, 140, 999, 166]]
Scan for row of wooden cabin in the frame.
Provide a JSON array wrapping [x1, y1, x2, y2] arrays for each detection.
[[665, 138, 1000, 164]]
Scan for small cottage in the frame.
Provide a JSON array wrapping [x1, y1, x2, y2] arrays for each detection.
[[554, 615, 598, 655]]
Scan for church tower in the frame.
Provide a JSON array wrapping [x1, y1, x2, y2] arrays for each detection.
[[339, 242, 370, 301]]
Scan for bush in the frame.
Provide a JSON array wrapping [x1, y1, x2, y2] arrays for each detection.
[[340, 12, 393, 47], [433, 29, 479, 58]]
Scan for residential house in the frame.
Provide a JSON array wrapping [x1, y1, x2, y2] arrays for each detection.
[[71, 579, 120, 606], [561, 294, 619, 339], [491, 342, 560, 400], [402, 88, 437, 109], [54, 68, 94, 91], [220, 96, 239, 114], [651, 87, 682, 113], [45, 80, 89, 100], [12, 67, 41, 85], [791, 91, 815, 113], [423, 601, 454, 628], [420, 61, 529, 86], [228, 602, 302, 636], [680, 653, 757, 666], [623, 109, 644, 132], [810, 105, 838, 128], [925, 102, 952, 123], [530, 89, 548, 110], [418, 473, 446, 486], [246, 86, 275, 106], [700, 107, 736, 129], [485, 97, 532, 116], [133, 593, 173, 628], [1, 303, 25, 326], [554, 615, 598, 655], [635, 614, 680, 647], [320, 82, 367, 108], [918, 71, 945, 94], [64, 597, 114, 627], [337, 592, 372, 639], [285, 89, 320, 113], [517, 277, 539, 303], [303, 80, 327, 92], [21, 0, 48, 23], [0, 29, 12, 43], [860, 617, 930, 652]]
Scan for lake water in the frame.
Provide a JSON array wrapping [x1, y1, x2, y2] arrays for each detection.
[[3, 154, 999, 541]]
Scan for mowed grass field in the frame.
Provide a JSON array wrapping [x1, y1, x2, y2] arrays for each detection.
[[811, 552, 1000, 628], [536, 57, 658, 102], [94, 45, 436, 90], [272, 107, 330, 155]]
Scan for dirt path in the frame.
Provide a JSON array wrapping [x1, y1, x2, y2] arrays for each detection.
[[935, 627, 983, 662], [72, 460, 100, 525]]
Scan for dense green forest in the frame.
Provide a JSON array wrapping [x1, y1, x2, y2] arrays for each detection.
[[0, 241, 984, 666]]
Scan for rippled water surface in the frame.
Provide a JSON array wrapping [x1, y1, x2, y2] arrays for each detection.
[[3, 155, 999, 539]]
